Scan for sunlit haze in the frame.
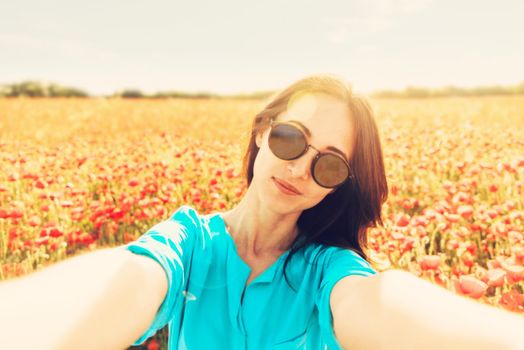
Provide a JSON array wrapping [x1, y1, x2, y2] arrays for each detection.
[[1, 0, 523, 95]]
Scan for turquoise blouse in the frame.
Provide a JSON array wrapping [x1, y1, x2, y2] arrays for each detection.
[[123, 205, 377, 349]]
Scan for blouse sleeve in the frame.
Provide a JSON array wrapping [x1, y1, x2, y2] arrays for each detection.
[[124, 205, 200, 346], [315, 247, 377, 350]]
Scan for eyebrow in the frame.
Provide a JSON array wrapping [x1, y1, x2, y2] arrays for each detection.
[[288, 120, 349, 162]]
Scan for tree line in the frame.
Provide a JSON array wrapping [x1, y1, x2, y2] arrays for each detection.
[[372, 83, 524, 98], [1, 80, 524, 99], [0, 81, 273, 99], [0, 81, 89, 97]]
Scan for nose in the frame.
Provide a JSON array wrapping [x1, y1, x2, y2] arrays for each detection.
[[286, 147, 316, 180]]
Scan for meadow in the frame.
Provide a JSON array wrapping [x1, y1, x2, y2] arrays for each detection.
[[0, 96, 523, 348]]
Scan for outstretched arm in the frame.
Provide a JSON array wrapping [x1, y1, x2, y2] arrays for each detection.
[[332, 269, 524, 350], [0, 246, 168, 350]]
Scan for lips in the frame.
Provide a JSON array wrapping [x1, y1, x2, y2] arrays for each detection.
[[273, 177, 301, 195]]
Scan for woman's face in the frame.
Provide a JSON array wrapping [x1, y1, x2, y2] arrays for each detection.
[[253, 92, 355, 214]]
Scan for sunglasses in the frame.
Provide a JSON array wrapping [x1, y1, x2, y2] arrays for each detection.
[[267, 118, 353, 189]]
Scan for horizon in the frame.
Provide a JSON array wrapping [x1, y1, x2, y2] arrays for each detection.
[[1, 0, 523, 95], [3, 79, 524, 97]]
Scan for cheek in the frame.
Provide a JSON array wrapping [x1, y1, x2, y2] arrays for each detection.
[[302, 184, 332, 202], [252, 147, 276, 179]]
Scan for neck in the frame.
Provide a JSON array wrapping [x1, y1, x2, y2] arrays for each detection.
[[221, 184, 301, 258]]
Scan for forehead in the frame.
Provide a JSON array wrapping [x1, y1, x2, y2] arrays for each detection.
[[277, 93, 354, 157]]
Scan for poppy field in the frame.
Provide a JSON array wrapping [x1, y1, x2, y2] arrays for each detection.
[[0, 96, 523, 348]]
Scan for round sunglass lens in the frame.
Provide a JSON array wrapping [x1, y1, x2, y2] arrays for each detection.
[[314, 154, 349, 187], [268, 124, 306, 160]]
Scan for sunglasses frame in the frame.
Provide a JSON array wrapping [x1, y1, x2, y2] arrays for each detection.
[[268, 118, 353, 189]]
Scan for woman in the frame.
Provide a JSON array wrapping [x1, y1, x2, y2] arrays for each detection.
[[0, 75, 522, 350]]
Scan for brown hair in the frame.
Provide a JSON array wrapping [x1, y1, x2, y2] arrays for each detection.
[[241, 74, 388, 287]]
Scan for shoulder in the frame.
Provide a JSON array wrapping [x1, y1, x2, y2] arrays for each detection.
[[330, 271, 380, 316], [311, 246, 379, 349], [169, 205, 200, 224], [169, 205, 218, 230], [319, 246, 377, 276], [295, 244, 376, 275], [154, 205, 200, 231], [135, 205, 206, 248]]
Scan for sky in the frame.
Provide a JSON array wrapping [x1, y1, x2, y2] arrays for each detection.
[[1, 0, 523, 95]]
